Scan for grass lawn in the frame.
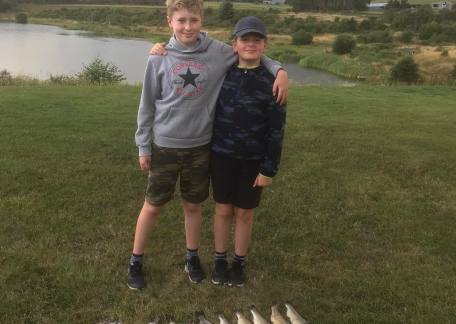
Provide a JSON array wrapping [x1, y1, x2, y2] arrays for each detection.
[[1, 85, 455, 323]]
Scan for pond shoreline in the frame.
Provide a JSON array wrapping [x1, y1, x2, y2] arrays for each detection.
[[1, 21, 355, 86]]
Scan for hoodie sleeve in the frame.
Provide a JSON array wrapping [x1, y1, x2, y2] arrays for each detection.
[[135, 57, 161, 156], [213, 39, 283, 76], [259, 100, 286, 178]]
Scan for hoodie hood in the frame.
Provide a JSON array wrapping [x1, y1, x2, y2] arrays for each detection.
[[166, 31, 213, 53]]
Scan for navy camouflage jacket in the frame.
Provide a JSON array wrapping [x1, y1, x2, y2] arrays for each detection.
[[211, 64, 286, 177]]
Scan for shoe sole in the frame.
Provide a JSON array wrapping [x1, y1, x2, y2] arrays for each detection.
[[211, 278, 227, 285], [227, 282, 245, 287], [127, 283, 144, 290], [184, 265, 204, 284]]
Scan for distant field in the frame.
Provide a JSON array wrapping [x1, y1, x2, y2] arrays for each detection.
[[372, 0, 439, 4], [1, 84, 455, 323]]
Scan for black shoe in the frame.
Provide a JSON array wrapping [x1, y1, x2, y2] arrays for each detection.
[[184, 256, 206, 283], [127, 261, 145, 290], [211, 259, 229, 285], [228, 262, 245, 287]]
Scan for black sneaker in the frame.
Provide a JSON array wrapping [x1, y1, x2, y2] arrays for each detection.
[[211, 259, 229, 285], [184, 256, 206, 283], [127, 261, 145, 290], [228, 262, 245, 287]]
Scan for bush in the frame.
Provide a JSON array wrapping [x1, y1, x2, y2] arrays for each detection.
[[268, 49, 301, 63], [419, 22, 442, 40], [0, 0, 15, 12], [332, 34, 356, 55], [292, 30, 313, 45], [15, 13, 28, 24], [358, 30, 392, 44], [218, 1, 234, 21], [399, 31, 414, 43], [390, 56, 420, 84], [77, 57, 125, 85], [0, 69, 12, 85], [451, 65, 456, 80]]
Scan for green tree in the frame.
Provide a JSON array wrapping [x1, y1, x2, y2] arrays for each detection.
[[332, 34, 356, 54], [15, 13, 28, 24], [0, 0, 15, 12], [451, 65, 456, 80], [77, 57, 125, 85], [390, 56, 419, 84], [292, 30, 313, 45], [219, 1, 234, 21], [289, 0, 370, 11]]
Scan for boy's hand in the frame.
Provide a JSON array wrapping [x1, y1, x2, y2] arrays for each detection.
[[149, 42, 167, 56], [273, 69, 288, 105], [139, 156, 151, 171], [253, 174, 273, 187]]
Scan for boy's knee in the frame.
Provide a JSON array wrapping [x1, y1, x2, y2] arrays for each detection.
[[216, 203, 234, 219], [182, 201, 201, 215], [235, 209, 254, 223], [143, 200, 161, 216]]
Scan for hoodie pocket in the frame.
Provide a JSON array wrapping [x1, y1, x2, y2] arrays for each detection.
[[155, 104, 213, 141]]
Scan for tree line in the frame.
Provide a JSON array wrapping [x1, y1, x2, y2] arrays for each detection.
[[289, 0, 371, 11]]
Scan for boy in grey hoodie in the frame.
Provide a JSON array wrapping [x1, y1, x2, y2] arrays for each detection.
[[128, 0, 288, 290]]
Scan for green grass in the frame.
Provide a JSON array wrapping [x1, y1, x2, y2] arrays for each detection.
[[1, 84, 456, 323]]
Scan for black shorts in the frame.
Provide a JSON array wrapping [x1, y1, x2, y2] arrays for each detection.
[[210, 152, 263, 209]]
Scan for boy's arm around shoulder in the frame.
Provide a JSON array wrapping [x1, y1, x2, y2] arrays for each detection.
[[135, 56, 162, 157]]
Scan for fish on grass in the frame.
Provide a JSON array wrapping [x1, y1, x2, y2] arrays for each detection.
[[235, 311, 252, 324], [197, 312, 214, 324], [249, 305, 269, 324], [284, 303, 307, 324], [218, 314, 231, 324], [271, 304, 288, 324]]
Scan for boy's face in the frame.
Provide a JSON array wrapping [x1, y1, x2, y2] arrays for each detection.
[[167, 8, 202, 48], [233, 33, 266, 64]]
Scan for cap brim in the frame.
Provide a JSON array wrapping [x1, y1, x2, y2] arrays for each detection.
[[234, 28, 266, 38]]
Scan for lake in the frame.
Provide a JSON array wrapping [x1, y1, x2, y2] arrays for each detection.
[[1, 22, 356, 86]]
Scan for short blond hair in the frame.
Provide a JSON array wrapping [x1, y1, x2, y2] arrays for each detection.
[[166, 0, 204, 17]]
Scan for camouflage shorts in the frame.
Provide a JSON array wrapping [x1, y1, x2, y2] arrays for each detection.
[[145, 144, 210, 206]]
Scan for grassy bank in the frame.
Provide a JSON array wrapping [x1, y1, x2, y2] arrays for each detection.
[[0, 84, 455, 323]]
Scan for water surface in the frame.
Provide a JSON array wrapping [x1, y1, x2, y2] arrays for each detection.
[[1, 22, 355, 86]]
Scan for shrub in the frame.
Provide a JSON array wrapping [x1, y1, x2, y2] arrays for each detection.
[[332, 34, 356, 55], [292, 30, 313, 45], [399, 31, 414, 43], [451, 65, 456, 80], [358, 30, 392, 44], [390, 56, 419, 84], [0, 0, 15, 12], [268, 49, 301, 63], [218, 1, 234, 21], [77, 57, 125, 85], [0, 69, 12, 85], [419, 22, 442, 40], [15, 13, 28, 24]]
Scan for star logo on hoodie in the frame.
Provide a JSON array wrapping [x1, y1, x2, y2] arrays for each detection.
[[170, 60, 208, 99], [178, 68, 199, 88]]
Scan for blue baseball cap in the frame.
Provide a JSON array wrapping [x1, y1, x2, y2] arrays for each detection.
[[233, 16, 267, 38]]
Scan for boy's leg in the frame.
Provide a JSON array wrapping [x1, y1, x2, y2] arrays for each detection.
[[128, 201, 161, 290], [180, 145, 210, 283], [128, 144, 179, 290], [211, 202, 233, 284], [234, 207, 254, 257], [132, 200, 161, 255], [229, 207, 254, 287], [214, 203, 234, 253], [182, 200, 202, 250]]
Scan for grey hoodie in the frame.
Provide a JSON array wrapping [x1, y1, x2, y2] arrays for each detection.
[[135, 32, 282, 156]]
